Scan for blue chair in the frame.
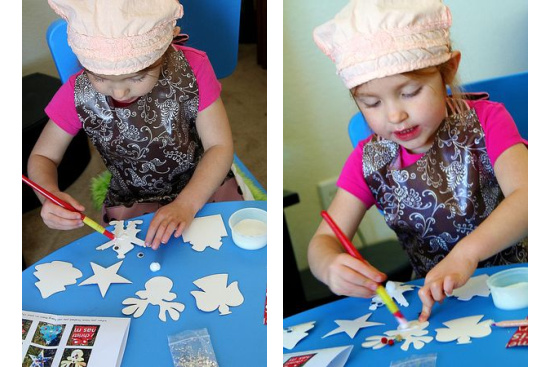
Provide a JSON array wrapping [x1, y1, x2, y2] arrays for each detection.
[[348, 71, 528, 148], [45, 0, 266, 200]]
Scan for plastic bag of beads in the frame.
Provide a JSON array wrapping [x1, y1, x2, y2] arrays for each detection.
[[390, 353, 437, 367], [168, 328, 219, 367]]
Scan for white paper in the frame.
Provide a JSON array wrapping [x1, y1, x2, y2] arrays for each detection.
[[181, 214, 228, 251], [191, 274, 244, 315], [122, 276, 185, 322], [322, 312, 384, 339], [435, 315, 493, 344], [283, 345, 353, 367], [79, 261, 132, 298], [283, 321, 316, 350], [22, 310, 130, 367], [34, 261, 83, 298], [450, 275, 491, 301]]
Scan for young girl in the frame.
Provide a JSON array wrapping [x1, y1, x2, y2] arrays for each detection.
[[308, 0, 527, 321], [28, 0, 242, 250]]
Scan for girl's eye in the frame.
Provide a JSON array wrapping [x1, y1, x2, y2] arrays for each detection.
[[402, 87, 422, 98], [364, 100, 380, 108], [91, 75, 105, 82], [131, 75, 146, 83]]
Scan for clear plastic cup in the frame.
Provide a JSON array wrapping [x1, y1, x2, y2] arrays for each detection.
[[486, 268, 528, 310], [228, 208, 267, 250]]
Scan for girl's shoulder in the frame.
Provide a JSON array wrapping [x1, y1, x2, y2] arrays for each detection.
[[172, 44, 210, 64], [465, 98, 510, 122]]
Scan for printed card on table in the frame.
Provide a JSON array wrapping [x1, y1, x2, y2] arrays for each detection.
[[283, 345, 353, 367], [22, 310, 130, 367]]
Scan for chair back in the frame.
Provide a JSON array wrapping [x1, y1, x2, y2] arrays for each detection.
[[461, 71, 527, 140], [348, 71, 528, 148], [46, 0, 242, 83]]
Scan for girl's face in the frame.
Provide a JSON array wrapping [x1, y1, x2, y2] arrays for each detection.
[[353, 68, 447, 154], [86, 63, 162, 104]]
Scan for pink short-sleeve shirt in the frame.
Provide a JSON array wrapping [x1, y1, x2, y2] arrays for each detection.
[[45, 45, 221, 136], [337, 99, 527, 208]]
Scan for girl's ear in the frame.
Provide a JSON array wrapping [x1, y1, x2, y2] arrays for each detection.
[[444, 51, 461, 84]]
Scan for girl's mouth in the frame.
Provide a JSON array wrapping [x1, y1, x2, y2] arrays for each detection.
[[393, 126, 420, 141]]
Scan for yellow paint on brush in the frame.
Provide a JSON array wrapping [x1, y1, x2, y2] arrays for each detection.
[[83, 216, 107, 235], [376, 285, 399, 314]]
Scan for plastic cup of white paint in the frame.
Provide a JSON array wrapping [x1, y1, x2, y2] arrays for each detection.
[[228, 208, 267, 250], [486, 268, 528, 310]]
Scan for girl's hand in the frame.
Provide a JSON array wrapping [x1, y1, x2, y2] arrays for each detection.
[[417, 250, 477, 321], [145, 201, 196, 250], [323, 252, 386, 298], [40, 192, 85, 230]]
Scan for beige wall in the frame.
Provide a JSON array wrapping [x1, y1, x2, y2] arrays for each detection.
[[283, 0, 528, 271], [22, 0, 59, 77]]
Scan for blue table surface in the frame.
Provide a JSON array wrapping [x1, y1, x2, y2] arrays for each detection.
[[284, 264, 528, 366], [23, 201, 267, 367]]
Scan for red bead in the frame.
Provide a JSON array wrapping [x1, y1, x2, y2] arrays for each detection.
[[381, 337, 388, 344], [388, 339, 395, 346]]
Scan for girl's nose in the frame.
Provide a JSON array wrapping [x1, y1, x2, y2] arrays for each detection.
[[387, 105, 408, 124], [111, 87, 129, 100]]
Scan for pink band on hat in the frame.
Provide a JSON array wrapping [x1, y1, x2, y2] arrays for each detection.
[[67, 22, 176, 75]]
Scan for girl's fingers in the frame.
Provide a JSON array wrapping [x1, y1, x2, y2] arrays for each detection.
[[340, 266, 380, 293], [160, 223, 177, 245], [173, 222, 186, 238], [443, 276, 457, 296], [342, 256, 386, 287], [429, 281, 446, 303], [418, 286, 435, 322], [151, 222, 168, 250]]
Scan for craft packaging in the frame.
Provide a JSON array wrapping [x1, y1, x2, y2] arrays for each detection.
[[168, 328, 219, 367]]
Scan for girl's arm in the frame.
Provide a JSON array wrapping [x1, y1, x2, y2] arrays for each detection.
[[418, 143, 528, 321], [27, 120, 85, 229], [145, 97, 234, 248], [308, 189, 387, 298]]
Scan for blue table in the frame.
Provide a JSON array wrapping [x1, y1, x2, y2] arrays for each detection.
[[284, 264, 527, 366], [23, 201, 267, 366]]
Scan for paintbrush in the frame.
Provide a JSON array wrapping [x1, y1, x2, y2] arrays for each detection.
[[320, 210, 409, 328], [22, 174, 115, 240]]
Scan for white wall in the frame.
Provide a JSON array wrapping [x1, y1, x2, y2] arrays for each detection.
[[283, 0, 528, 271]]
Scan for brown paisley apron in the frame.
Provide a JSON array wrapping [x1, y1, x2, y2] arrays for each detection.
[[74, 46, 242, 224], [363, 97, 527, 277]]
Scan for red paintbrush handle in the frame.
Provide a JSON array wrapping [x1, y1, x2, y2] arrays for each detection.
[[22, 174, 80, 214], [320, 210, 363, 260]]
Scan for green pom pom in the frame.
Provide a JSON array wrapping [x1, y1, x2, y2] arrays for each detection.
[[90, 170, 111, 211], [232, 163, 267, 201]]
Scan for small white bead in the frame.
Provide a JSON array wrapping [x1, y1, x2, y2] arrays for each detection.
[[150, 262, 161, 272]]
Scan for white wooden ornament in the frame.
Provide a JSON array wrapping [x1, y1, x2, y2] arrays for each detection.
[[435, 315, 493, 344], [182, 215, 228, 251], [34, 261, 83, 298], [322, 312, 384, 339], [78, 261, 132, 297], [362, 321, 433, 351], [450, 275, 491, 301], [122, 276, 185, 322], [96, 220, 146, 259], [283, 321, 316, 350], [191, 273, 244, 315]]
